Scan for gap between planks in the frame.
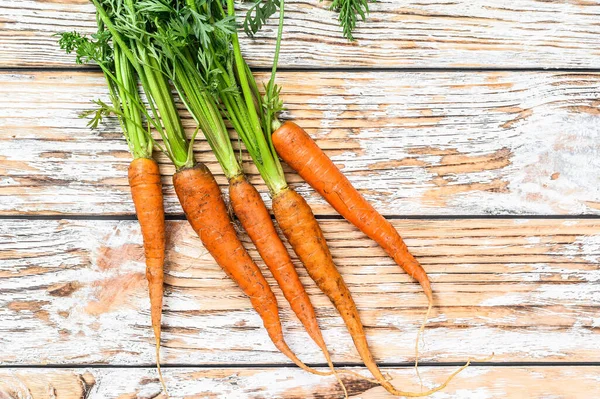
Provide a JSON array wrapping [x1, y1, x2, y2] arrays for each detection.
[[2, 366, 600, 398], [3, 361, 600, 370], [1, 215, 600, 221], [5, 66, 600, 73]]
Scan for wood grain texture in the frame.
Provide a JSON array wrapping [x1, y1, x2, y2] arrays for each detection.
[[1, 70, 600, 216], [2, 366, 600, 399], [2, 0, 600, 69], [2, 218, 599, 366]]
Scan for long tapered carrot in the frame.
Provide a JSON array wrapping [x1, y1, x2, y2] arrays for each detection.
[[272, 187, 468, 397], [272, 121, 433, 305], [59, 19, 171, 394], [228, 175, 349, 390], [128, 157, 167, 392], [272, 121, 438, 383], [173, 163, 332, 377], [228, 175, 327, 349]]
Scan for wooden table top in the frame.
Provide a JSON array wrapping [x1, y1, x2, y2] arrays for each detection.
[[1, 0, 599, 398]]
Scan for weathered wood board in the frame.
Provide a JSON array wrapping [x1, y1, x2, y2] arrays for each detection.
[[1, 70, 599, 216], [3, 1, 600, 396], [2, 0, 600, 69], [2, 218, 599, 366], [2, 366, 600, 398]]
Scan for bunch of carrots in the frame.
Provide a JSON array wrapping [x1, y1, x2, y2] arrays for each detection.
[[59, 0, 475, 397]]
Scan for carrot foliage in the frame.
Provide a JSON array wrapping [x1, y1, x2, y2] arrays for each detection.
[[92, 0, 192, 170], [242, 0, 369, 41], [58, 25, 153, 160], [329, 0, 370, 41], [133, 0, 243, 178], [243, 0, 280, 37]]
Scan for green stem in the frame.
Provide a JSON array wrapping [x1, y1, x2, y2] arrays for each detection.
[[268, 0, 285, 97], [227, 0, 263, 139], [265, 0, 286, 176], [174, 52, 242, 178], [115, 45, 150, 159], [140, 46, 191, 169], [225, 0, 287, 194], [91, 0, 165, 138]]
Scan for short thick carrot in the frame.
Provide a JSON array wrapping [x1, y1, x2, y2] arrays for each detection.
[[272, 187, 468, 396], [174, 164, 328, 376], [272, 121, 433, 305], [128, 157, 167, 390]]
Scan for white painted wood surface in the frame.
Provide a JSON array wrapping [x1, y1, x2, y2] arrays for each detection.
[[2, 0, 600, 68], [2, 366, 600, 399], [2, 218, 599, 366], [2, 1, 600, 397], [1, 70, 599, 216]]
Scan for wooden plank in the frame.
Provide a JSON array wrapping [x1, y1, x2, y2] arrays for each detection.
[[1, 366, 600, 398], [2, 0, 600, 69], [2, 218, 599, 366], [1, 70, 599, 216]]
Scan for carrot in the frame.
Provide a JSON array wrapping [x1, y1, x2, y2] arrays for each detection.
[[128, 157, 167, 392], [272, 121, 432, 304], [272, 121, 438, 380], [272, 187, 469, 397], [174, 164, 331, 377], [60, 21, 169, 395], [228, 176, 344, 382]]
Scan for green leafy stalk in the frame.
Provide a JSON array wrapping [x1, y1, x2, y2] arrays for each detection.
[[178, 0, 286, 192], [221, 0, 287, 194], [58, 23, 152, 160], [243, 0, 280, 37], [329, 0, 370, 41], [141, 1, 242, 179], [174, 54, 243, 178], [264, 0, 285, 137], [92, 0, 192, 170], [114, 44, 151, 158]]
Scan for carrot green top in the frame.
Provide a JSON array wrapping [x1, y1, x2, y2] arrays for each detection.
[[58, 19, 153, 161], [171, 0, 289, 194], [62, 0, 195, 171], [132, 0, 243, 179]]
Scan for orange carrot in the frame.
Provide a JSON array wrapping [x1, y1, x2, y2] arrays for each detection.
[[273, 121, 432, 305], [228, 175, 350, 391], [272, 121, 440, 384], [174, 164, 332, 377], [60, 26, 171, 394], [128, 157, 167, 391]]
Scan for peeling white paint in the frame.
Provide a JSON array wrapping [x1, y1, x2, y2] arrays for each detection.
[[4, 0, 600, 69], [2, 71, 600, 215], [2, 218, 600, 366]]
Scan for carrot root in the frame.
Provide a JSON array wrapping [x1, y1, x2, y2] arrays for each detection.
[[155, 341, 168, 397], [128, 157, 168, 397], [272, 188, 392, 388], [415, 301, 432, 391]]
